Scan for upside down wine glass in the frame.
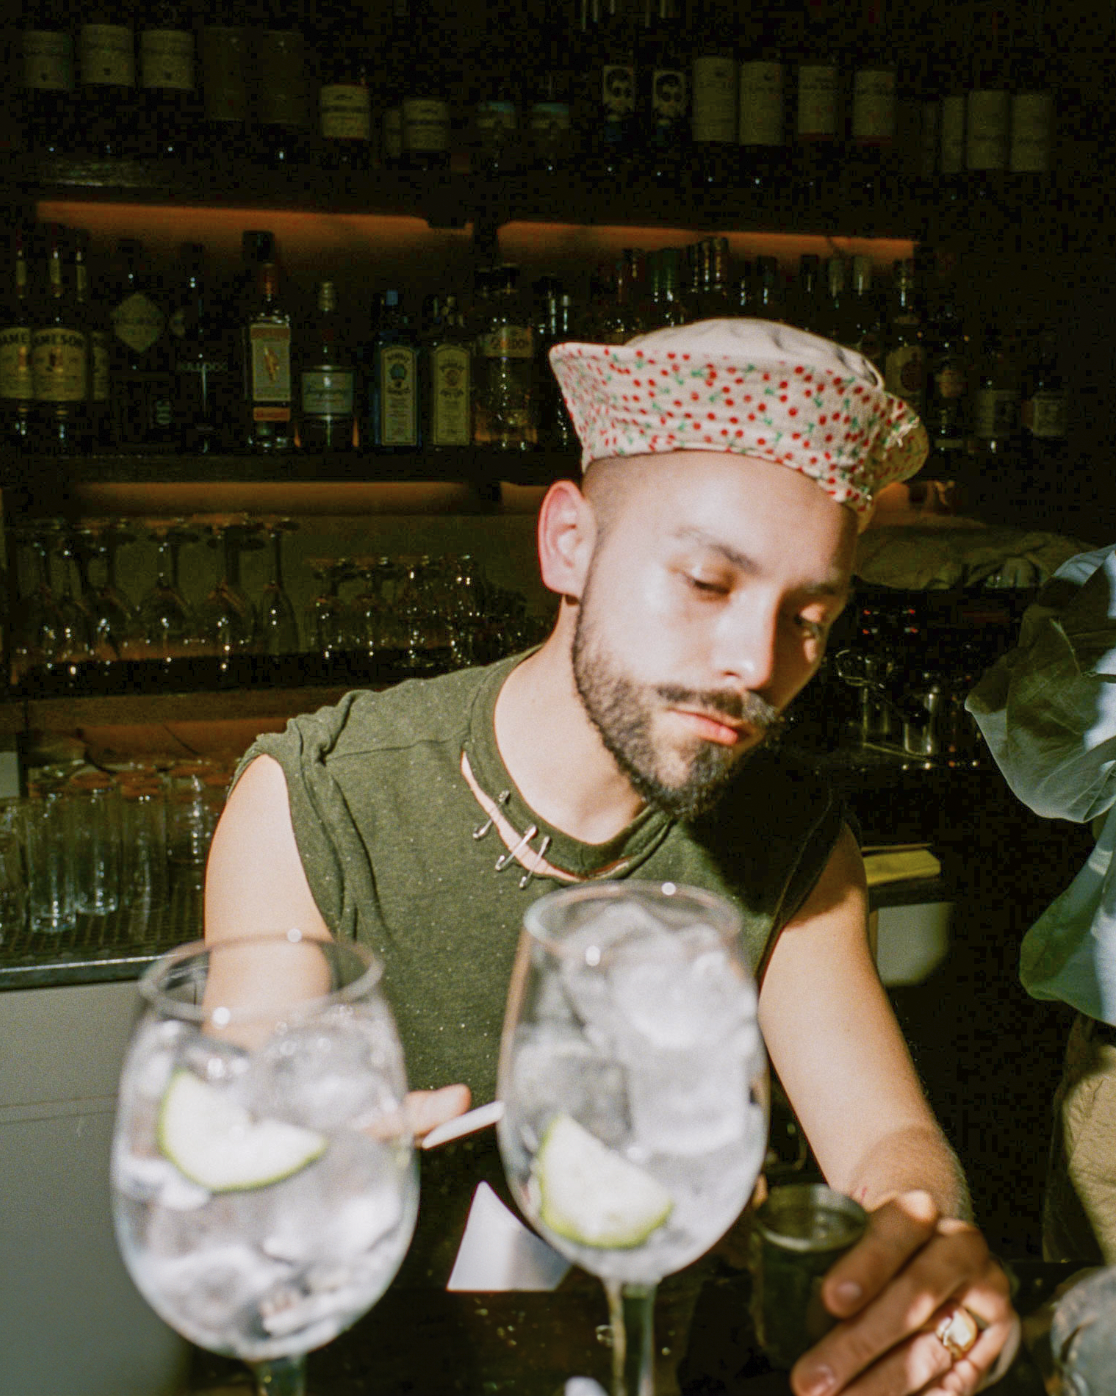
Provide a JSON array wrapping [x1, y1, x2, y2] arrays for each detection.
[[110, 932, 418, 1396], [497, 882, 769, 1396]]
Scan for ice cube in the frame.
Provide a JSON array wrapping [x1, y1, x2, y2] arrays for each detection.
[[510, 1022, 630, 1148], [242, 1020, 397, 1132], [113, 1150, 210, 1211], [141, 1241, 289, 1338], [559, 901, 667, 1035], [609, 930, 754, 1052]]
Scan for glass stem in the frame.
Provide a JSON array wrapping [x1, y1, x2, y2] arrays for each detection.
[[606, 1279, 657, 1396], [251, 1354, 307, 1396]]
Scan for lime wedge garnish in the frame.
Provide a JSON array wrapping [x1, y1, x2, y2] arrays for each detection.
[[533, 1113, 672, 1249], [157, 1070, 327, 1192]]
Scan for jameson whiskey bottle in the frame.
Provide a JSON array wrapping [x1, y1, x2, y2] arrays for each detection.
[[298, 280, 355, 451], [72, 229, 110, 450], [883, 258, 924, 413], [200, 0, 248, 151], [79, 3, 137, 157], [138, 0, 198, 157], [256, 4, 311, 166], [423, 293, 472, 448], [21, 0, 76, 155], [366, 290, 419, 451], [31, 223, 88, 454], [318, 4, 372, 171], [690, 0, 738, 188], [243, 259, 294, 451], [108, 238, 174, 450], [0, 224, 35, 449], [171, 242, 237, 453], [474, 264, 535, 450]]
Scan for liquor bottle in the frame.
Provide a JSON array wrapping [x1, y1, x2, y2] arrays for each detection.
[[965, 2, 1011, 194], [241, 257, 293, 452], [21, 0, 76, 156], [640, 0, 690, 186], [751, 255, 785, 322], [528, 64, 573, 177], [170, 243, 237, 454], [255, 4, 312, 167], [815, 253, 846, 342], [847, 0, 897, 206], [400, 0, 452, 172], [690, 0, 737, 188], [785, 253, 822, 334], [379, 0, 408, 168], [579, 0, 638, 179], [72, 229, 110, 450], [470, 44, 522, 179], [839, 254, 885, 368], [138, 0, 198, 158], [473, 264, 535, 450], [647, 247, 688, 328], [937, 28, 967, 198], [199, 0, 248, 151], [923, 286, 971, 476], [423, 292, 472, 448], [1020, 326, 1067, 474], [882, 258, 924, 413], [737, 9, 787, 193], [0, 223, 35, 449], [791, 0, 843, 199], [366, 289, 420, 451], [1009, 0, 1053, 184], [318, 2, 372, 171], [298, 280, 355, 451], [596, 251, 648, 342], [107, 238, 175, 451], [971, 323, 1021, 460], [31, 223, 88, 454], [78, 3, 137, 157], [532, 275, 577, 451]]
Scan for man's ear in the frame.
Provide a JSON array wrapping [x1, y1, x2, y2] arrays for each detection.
[[537, 478, 595, 600]]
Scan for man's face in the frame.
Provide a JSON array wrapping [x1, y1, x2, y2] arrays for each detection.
[[570, 453, 855, 819]]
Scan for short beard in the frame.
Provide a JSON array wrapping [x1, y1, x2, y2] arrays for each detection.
[[571, 611, 783, 822]]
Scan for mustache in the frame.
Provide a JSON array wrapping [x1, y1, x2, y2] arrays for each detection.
[[656, 684, 782, 731]]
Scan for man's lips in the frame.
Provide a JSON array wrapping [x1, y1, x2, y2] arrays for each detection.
[[671, 708, 754, 746]]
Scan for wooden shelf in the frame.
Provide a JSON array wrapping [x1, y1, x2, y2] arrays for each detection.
[[19, 682, 358, 730]]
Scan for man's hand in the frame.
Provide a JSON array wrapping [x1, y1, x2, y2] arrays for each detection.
[[405, 1084, 472, 1141], [790, 1191, 1020, 1396]]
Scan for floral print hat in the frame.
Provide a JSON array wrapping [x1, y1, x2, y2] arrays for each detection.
[[549, 318, 928, 528]]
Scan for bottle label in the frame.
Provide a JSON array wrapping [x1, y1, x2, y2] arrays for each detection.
[[23, 30, 74, 92], [1010, 92, 1053, 173], [201, 27, 247, 122], [31, 328, 86, 402], [966, 89, 1010, 170], [90, 331, 110, 402], [797, 63, 838, 139], [430, 344, 471, 445], [112, 293, 165, 355], [0, 326, 33, 400], [257, 31, 308, 128], [249, 323, 292, 406], [852, 67, 896, 143], [479, 325, 533, 358], [402, 97, 450, 153], [601, 64, 636, 116], [321, 83, 372, 140], [302, 368, 354, 417], [940, 93, 965, 173], [141, 29, 195, 91], [884, 345, 925, 409], [738, 60, 783, 147], [691, 55, 736, 142], [973, 386, 1019, 438], [383, 106, 404, 159], [476, 99, 518, 132], [529, 101, 571, 134], [934, 365, 967, 400], [379, 345, 418, 446], [652, 67, 687, 121], [1022, 389, 1067, 439], [80, 24, 135, 88]]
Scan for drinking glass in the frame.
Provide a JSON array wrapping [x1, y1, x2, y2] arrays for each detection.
[[497, 881, 769, 1396], [304, 558, 353, 665], [196, 517, 260, 660], [8, 524, 65, 682], [258, 518, 300, 658], [138, 521, 197, 661], [111, 932, 418, 1396], [77, 519, 140, 663]]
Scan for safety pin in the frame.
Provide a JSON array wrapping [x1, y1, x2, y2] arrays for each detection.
[[495, 824, 538, 872], [472, 790, 511, 840], [519, 835, 553, 889]]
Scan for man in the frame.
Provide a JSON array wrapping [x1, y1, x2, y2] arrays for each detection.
[[207, 319, 1018, 1395], [968, 543, 1116, 1265]]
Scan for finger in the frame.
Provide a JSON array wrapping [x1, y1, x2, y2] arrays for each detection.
[[822, 1193, 942, 1318], [405, 1083, 472, 1139], [916, 1314, 1022, 1396]]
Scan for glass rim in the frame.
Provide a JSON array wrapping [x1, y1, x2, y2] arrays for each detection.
[[137, 931, 383, 1025], [522, 878, 744, 954]]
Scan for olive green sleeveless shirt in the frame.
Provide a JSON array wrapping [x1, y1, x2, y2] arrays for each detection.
[[238, 651, 846, 1108]]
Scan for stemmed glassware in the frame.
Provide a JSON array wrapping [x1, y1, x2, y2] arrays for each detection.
[[45, 523, 94, 668], [258, 517, 301, 659], [497, 881, 769, 1396], [195, 516, 260, 663], [111, 932, 418, 1396], [76, 520, 139, 665], [138, 520, 197, 662], [9, 523, 66, 682], [304, 558, 353, 668]]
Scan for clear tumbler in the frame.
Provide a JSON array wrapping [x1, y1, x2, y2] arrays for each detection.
[[68, 771, 122, 916], [24, 783, 77, 934]]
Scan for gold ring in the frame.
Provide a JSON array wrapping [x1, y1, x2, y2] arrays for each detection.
[[935, 1306, 981, 1362]]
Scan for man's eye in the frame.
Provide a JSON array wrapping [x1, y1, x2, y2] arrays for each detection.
[[686, 574, 729, 596], [795, 614, 828, 640]]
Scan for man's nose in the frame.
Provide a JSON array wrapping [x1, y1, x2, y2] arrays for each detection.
[[717, 600, 779, 691]]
